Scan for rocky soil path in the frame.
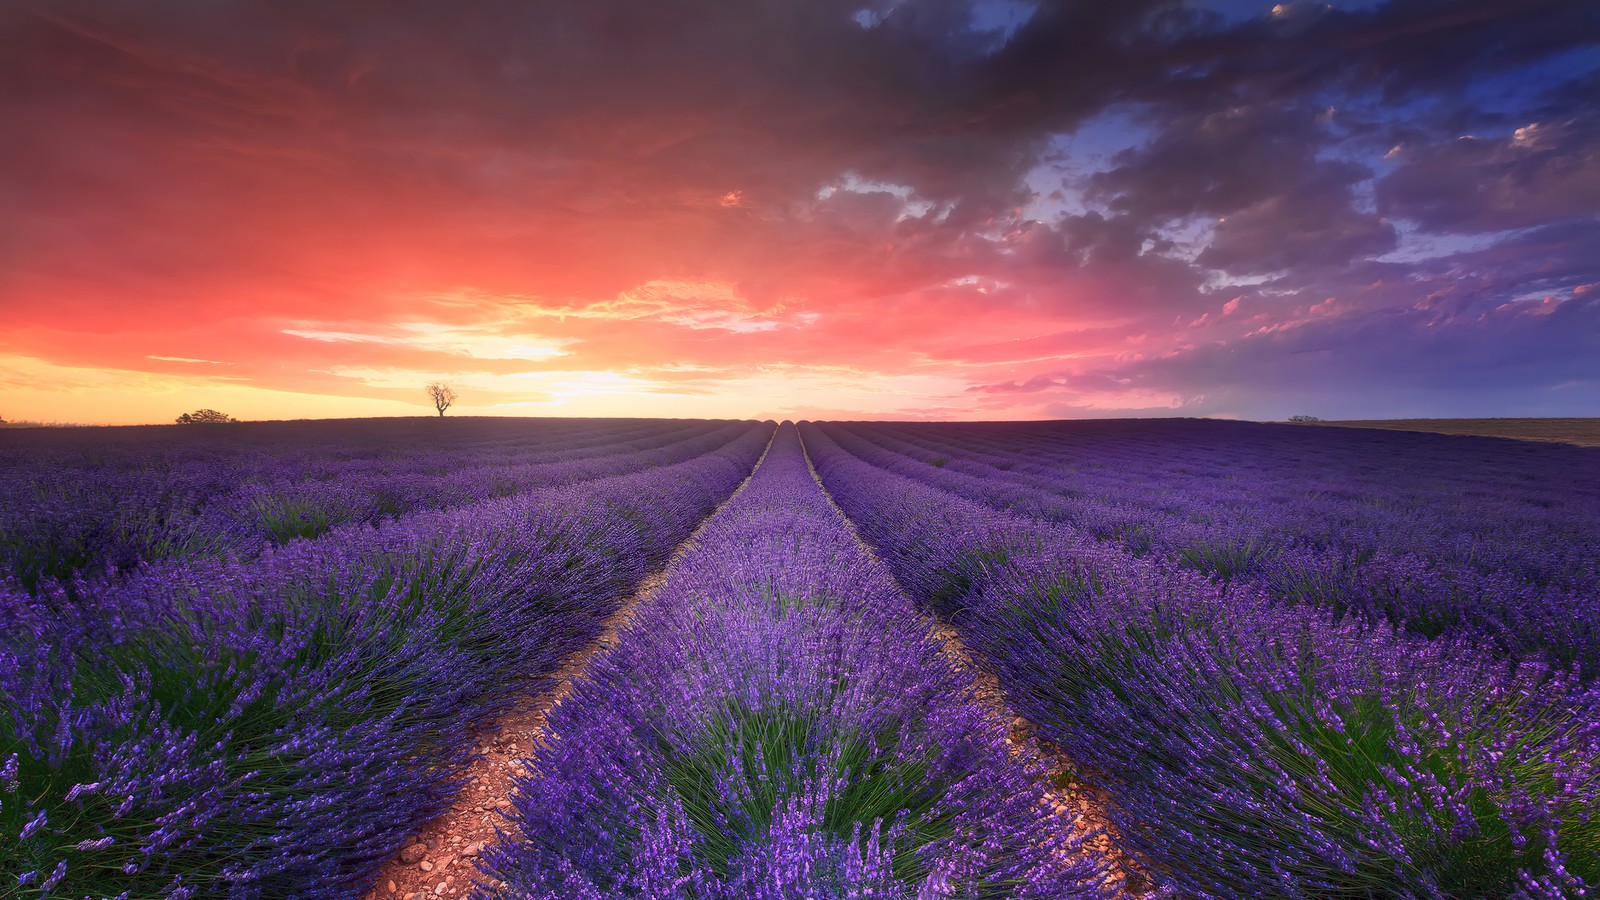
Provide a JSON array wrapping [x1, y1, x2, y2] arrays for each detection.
[[368, 425, 1143, 899], [798, 431, 1150, 899], [364, 433, 776, 900]]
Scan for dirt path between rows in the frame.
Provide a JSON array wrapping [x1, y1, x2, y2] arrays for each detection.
[[797, 432, 1149, 899], [365, 430, 776, 900]]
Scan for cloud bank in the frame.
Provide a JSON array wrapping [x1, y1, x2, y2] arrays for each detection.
[[2, 0, 1596, 422]]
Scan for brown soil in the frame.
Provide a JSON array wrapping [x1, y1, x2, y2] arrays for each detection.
[[363, 577, 658, 900], [798, 433, 1147, 899], [1311, 417, 1600, 447], [921, 619, 1150, 897], [363, 432, 776, 900]]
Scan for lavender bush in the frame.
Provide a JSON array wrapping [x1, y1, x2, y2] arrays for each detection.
[[815, 420, 1600, 672], [0, 422, 771, 898], [802, 422, 1600, 899], [10, 414, 1594, 899], [0, 417, 749, 591], [479, 425, 1107, 899]]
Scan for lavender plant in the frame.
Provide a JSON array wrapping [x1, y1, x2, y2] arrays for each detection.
[[0, 418, 751, 590], [479, 425, 1107, 899], [1, 423, 772, 898], [815, 420, 1600, 672], [801, 421, 1600, 899]]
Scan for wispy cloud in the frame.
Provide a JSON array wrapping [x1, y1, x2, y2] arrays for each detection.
[[147, 355, 231, 364], [282, 324, 576, 362]]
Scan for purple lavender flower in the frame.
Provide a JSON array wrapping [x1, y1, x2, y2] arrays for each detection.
[[2, 420, 772, 898], [478, 425, 1107, 899], [802, 420, 1600, 899]]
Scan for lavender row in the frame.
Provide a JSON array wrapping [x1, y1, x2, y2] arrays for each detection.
[[0, 416, 671, 588], [825, 419, 1600, 592], [817, 421, 1600, 671], [801, 422, 1600, 900], [479, 424, 1108, 899], [0, 422, 773, 899], [0, 418, 746, 591]]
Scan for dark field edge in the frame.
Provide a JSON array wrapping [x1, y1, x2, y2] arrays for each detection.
[[1311, 417, 1600, 447]]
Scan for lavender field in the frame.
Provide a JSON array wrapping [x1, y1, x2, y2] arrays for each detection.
[[4, 417, 1598, 899]]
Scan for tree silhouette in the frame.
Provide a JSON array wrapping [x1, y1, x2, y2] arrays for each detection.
[[426, 383, 458, 417], [177, 409, 237, 424]]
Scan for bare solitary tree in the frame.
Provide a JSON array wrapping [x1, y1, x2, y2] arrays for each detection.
[[425, 383, 458, 417]]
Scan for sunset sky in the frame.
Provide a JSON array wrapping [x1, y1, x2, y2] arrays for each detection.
[[2, 0, 1597, 424]]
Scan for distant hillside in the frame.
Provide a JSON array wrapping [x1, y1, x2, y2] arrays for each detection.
[[1315, 418, 1600, 447]]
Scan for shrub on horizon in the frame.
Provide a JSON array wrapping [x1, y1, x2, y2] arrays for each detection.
[[176, 409, 238, 425]]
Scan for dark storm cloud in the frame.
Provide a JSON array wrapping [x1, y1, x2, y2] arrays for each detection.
[[997, 212, 1211, 317], [1085, 102, 1398, 273], [1197, 179, 1398, 274], [1088, 103, 1338, 223], [11, 0, 1589, 225], [1378, 115, 1600, 234]]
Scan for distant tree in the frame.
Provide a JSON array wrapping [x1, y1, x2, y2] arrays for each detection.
[[426, 383, 458, 417], [177, 409, 238, 424], [1288, 415, 1323, 423]]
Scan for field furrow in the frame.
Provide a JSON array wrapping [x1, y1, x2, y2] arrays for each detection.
[[0, 418, 754, 588], [6, 417, 1597, 899], [365, 426, 780, 900], [815, 420, 1600, 671], [802, 421, 1600, 899], [474, 424, 1110, 898], [798, 428, 1149, 898], [2, 422, 773, 898]]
